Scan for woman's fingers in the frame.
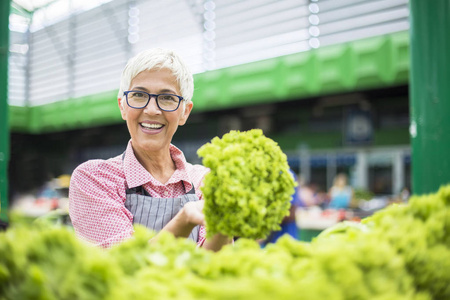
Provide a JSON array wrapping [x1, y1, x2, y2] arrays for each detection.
[[183, 200, 206, 226]]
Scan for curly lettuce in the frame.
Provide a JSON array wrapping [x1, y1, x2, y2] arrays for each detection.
[[197, 129, 296, 239]]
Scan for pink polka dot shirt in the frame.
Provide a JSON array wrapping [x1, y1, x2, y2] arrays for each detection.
[[69, 140, 209, 248]]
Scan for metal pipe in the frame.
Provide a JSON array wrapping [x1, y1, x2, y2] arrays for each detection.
[[0, 0, 11, 221], [409, 0, 450, 194]]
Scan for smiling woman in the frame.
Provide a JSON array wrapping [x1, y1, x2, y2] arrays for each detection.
[[68, 48, 231, 251], [119, 68, 192, 164]]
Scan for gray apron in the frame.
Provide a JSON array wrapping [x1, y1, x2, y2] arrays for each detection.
[[123, 153, 200, 242]]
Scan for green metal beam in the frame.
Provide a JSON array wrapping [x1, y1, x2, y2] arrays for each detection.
[[10, 2, 33, 18], [409, 0, 450, 194], [1, 0, 10, 221]]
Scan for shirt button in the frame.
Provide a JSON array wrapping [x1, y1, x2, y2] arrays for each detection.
[[163, 191, 169, 197]]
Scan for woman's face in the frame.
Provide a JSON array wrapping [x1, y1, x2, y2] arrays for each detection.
[[119, 68, 193, 156]]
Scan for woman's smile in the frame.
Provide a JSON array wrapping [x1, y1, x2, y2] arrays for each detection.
[[140, 121, 164, 132], [140, 122, 163, 129]]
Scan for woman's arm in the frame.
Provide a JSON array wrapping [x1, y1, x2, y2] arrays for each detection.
[[202, 233, 232, 252], [158, 200, 205, 238], [153, 200, 232, 251]]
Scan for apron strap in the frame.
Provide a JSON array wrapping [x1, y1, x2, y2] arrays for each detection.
[[182, 181, 196, 195], [126, 186, 151, 196]]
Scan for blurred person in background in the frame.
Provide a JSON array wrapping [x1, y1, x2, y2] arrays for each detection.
[[400, 186, 410, 202], [299, 180, 319, 207], [328, 173, 353, 209], [69, 48, 231, 251]]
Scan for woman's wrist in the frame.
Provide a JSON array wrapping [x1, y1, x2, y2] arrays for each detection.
[[156, 207, 196, 239], [171, 207, 197, 236], [177, 207, 197, 229], [203, 233, 232, 252]]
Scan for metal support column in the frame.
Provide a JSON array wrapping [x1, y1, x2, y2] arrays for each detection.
[[354, 151, 368, 190], [326, 153, 336, 190], [392, 150, 404, 195], [0, 0, 10, 221], [299, 146, 310, 184], [409, 0, 450, 194]]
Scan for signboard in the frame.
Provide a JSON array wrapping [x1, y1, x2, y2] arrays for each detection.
[[344, 109, 373, 145]]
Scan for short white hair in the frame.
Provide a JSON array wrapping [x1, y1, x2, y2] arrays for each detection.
[[118, 48, 194, 104]]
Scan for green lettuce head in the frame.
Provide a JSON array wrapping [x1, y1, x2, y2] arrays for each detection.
[[198, 129, 296, 239]]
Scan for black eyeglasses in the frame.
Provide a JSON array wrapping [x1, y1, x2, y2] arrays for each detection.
[[123, 90, 184, 111]]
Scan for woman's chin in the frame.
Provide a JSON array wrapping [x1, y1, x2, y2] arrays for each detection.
[[133, 138, 168, 154]]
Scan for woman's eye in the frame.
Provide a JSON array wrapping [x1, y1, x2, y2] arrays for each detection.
[[160, 95, 176, 101], [132, 92, 145, 98]]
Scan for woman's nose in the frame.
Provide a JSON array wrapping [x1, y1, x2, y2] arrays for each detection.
[[143, 96, 161, 114]]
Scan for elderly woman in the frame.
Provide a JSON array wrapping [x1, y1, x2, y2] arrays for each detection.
[[69, 48, 231, 251]]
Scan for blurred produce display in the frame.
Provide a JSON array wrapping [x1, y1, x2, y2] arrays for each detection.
[[1, 184, 449, 299], [296, 207, 344, 230], [10, 175, 70, 219], [353, 188, 375, 201], [198, 129, 296, 239]]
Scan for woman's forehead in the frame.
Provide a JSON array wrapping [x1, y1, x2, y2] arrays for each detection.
[[130, 69, 179, 90]]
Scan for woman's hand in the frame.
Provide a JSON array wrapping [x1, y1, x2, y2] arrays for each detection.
[[156, 200, 206, 239], [182, 201, 232, 251], [181, 200, 206, 227], [153, 200, 232, 251]]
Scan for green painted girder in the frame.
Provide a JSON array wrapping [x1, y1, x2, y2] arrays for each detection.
[[10, 2, 33, 18], [1, 0, 10, 221], [9, 31, 410, 134], [409, 0, 450, 194]]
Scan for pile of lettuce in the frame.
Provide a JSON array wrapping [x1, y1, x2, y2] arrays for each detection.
[[197, 129, 296, 239], [1, 184, 449, 299]]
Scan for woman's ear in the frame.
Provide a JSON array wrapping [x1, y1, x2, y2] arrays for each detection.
[[118, 97, 127, 120], [179, 101, 193, 126]]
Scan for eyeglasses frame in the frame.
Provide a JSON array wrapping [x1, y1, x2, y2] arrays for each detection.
[[123, 90, 184, 112]]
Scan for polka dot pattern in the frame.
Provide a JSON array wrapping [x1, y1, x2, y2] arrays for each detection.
[[69, 140, 208, 248]]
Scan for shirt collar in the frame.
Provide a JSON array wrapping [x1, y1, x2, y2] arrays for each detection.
[[123, 140, 152, 189], [167, 143, 192, 187], [123, 140, 193, 189]]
